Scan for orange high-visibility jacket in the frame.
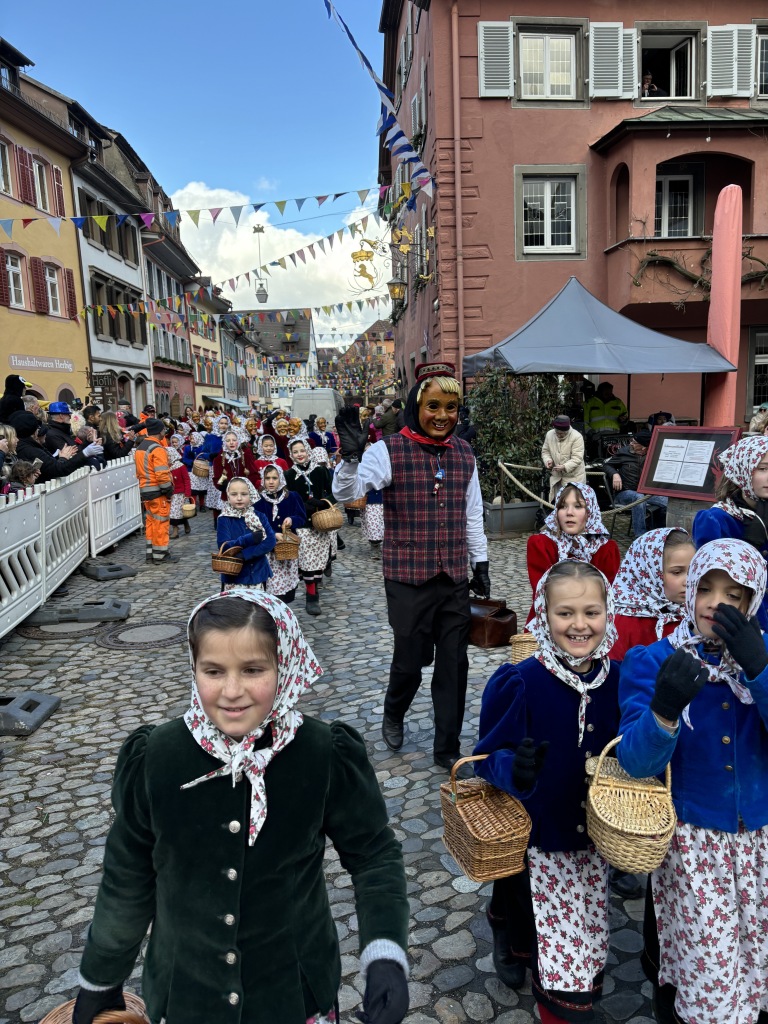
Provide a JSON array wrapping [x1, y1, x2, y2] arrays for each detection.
[[134, 437, 173, 500]]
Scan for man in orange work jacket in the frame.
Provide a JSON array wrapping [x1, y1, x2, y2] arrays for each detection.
[[134, 418, 178, 564]]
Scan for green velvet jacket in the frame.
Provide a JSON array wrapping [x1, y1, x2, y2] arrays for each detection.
[[79, 717, 409, 1024]]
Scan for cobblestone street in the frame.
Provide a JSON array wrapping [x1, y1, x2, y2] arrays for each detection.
[[0, 514, 653, 1024]]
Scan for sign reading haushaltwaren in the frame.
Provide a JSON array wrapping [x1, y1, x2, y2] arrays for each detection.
[[9, 355, 75, 373]]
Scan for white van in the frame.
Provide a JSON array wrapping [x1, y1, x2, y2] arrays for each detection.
[[290, 388, 346, 428]]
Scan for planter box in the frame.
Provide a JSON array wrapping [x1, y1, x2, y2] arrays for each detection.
[[484, 500, 540, 534]]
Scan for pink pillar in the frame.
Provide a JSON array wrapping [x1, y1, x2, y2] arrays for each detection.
[[703, 185, 742, 426]]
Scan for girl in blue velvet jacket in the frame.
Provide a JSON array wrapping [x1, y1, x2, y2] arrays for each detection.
[[617, 538, 768, 1024], [216, 477, 276, 590], [475, 560, 621, 1024]]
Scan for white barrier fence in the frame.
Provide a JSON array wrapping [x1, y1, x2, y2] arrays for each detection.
[[0, 457, 141, 639]]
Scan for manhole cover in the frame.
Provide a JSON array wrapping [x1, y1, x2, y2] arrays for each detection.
[[95, 619, 187, 651], [16, 621, 108, 641]]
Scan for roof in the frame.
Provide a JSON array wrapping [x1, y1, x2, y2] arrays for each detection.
[[592, 105, 768, 153], [0, 38, 34, 68], [462, 277, 737, 377]]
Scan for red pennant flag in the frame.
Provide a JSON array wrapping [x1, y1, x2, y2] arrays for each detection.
[[22, 219, 36, 229]]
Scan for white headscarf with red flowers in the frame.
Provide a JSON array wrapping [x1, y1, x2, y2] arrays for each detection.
[[668, 538, 766, 727], [611, 527, 690, 637], [182, 589, 322, 844], [541, 482, 611, 562], [527, 563, 617, 746], [714, 435, 768, 519]]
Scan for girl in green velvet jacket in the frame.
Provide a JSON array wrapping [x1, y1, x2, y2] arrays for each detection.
[[72, 589, 410, 1024]]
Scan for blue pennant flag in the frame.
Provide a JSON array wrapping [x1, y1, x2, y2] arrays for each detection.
[[71, 217, 86, 230], [0, 219, 13, 238]]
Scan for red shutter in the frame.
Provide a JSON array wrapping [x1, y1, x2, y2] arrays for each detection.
[[16, 148, 35, 206], [0, 247, 10, 308], [64, 267, 78, 320], [30, 257, 48, 314], [52, 166, 66, 217]]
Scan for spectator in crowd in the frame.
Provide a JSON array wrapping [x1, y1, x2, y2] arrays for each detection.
[[641, 70, 668, 97], [22, 395, 43, 422], [603, 428, 667, 537], [9, 460, 40, 491], [0, 425, 18, 486], [584, 381, 628, 434], [0, 374, 33, 423], [540, 414, 586, 500], [455, 406, 477, 447], [117, 400, 140, 429], [8, 411, 91, 482], [45, 402, 81, 455], [83, 405, 102, 430], [74, 425, 107, 470], [647, 411, 674, 429], [101, 411, 136, 461], [377, 398, 401, 437]]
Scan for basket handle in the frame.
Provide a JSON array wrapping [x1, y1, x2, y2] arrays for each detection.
[[591, 734, 672, 793], [319, 498, 335, 509], [449, 754, 488, 799], [217, 543, 243, 556]]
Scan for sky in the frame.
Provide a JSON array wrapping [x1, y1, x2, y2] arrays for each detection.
[[3, 0, 393, 342]]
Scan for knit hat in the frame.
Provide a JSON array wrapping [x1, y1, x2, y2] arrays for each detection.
[[143, 417, 165, 436], [552, 415, 571, 430], [8, 411, 40, 438], [633, 429, 653, 448]]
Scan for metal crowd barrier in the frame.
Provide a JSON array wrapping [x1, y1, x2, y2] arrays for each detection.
[[0, 458, 141, 639]]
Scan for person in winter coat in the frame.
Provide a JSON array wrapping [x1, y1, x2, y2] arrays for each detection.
[[101, 411, 136, 461], [541, 415, 586, 500], [134, 419, 176, 565], [8, 411, 89, 482], [0, 374, 33, 423]]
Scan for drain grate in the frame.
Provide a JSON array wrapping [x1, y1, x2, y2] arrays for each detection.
[[95, 619, 187, 651]]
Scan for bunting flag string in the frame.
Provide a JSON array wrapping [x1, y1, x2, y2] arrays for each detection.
[[0, 185, 381, 238], [323, 0, 434, 197]]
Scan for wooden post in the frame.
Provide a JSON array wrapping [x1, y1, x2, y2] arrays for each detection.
[[499, 462, 505, 538]]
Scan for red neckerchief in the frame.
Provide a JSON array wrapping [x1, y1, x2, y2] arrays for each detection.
[[399, 426, 454, 448]]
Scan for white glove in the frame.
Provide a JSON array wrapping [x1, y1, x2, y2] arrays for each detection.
[[82, 443, 104, 457]]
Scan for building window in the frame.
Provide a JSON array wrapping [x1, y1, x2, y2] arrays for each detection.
[[748, 327, 768, 418], [6, 253, 24, 308], [45, 265, 60, 315], [635, 25, 706, 99], [523, 178, 575, 252], [655, 175, 694, 237], [759, 35, 768, 96], [33, 160, 49, 212], [519, 33, 575, 98], [0, 140, 11, 195]]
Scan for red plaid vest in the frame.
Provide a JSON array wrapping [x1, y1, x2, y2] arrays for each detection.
[[382, 433, 476, 585]]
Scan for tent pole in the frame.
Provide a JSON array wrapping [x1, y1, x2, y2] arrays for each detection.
[[626, 374, 632, 424], [700, 374, 706, 426], [499, 462, 505, 538]]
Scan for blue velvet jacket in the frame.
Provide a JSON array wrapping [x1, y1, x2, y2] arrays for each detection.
[[253, 490, 307, 532], [216, 509, 276, 587], [692, 507, 768, 629], [474, 657, 621, 852], [200, 433, 223, 462], [617, 636, 768, 832]]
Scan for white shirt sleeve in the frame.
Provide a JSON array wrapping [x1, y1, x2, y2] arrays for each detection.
[[466, 465, 487, 567], [332, 440, 392, 501]]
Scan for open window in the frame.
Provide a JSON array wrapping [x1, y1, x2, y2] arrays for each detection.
[[640, 30, 698, 99]]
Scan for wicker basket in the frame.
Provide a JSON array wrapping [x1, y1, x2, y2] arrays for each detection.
[[344, 496, 367, 510], [192, 457, 210, 478], [211, 543, 244, 575], [182, 502, 197, 519], [274, 529, 300, 561], [440, 755, 532, 883], [509, 632, 538, 664], [40, 992, 149, 1024], [311, 499, 344, 532], [586, 736, 676, 874]]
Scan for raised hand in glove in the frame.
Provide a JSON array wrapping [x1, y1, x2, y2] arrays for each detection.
[[335, 406, 368, 463], [469, 561, 491, 599], [650, 648, 710, 722], [712, 604, 768, 679], [72, 984, 125, 1024], [357, 960, 409, 1024], [512, 737, 549, 792]]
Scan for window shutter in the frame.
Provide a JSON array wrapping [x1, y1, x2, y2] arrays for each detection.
[[420, 57, 428, 127], [52, 166, 66, 218], [406, 2, 413, 60], [478, 22, 514, 98], [708, 25, 755, 96], [0, 247, 10, 308], [30, 257, 49, 314], [64, 268, 78, 320], [589, 23, 623, 97], [621, 29, 638, 99], [411, 93, 421, 135], [16, 148, 35, 205], [421, 203, 428, 274]]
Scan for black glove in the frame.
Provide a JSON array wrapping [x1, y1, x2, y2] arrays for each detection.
[[469, 561, 491, 599], [512, 737, 549, 792], [357, 960, 409, 1024], [650, 649, 710, 721], [72, 985, 125, 1024], [712, 604, 768, 679], [335, 407, 367, 463]]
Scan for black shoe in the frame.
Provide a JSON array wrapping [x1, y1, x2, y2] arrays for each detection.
[[154, 551, 180, 564], [337, 535, 346, 550], [487, 908, 526, 989], [609, 869, 643, 900], [433, 754, 474, 780], [381, 714, 404, 751], [305, 594, 321, 616], [651, 982, 677, 1024], [324, 561, 333, 577]]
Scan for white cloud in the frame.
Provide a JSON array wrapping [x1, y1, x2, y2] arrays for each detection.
[[254, 176, 279, 193], [170, 181, 391, 342]]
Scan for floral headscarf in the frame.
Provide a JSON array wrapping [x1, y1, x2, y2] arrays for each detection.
[[181, 589, 322, 843], [170, 433, 185, 450], [257, 434, 280, 460], [221, 430, 245, 465], [527, 563, 617, 746], [713, 435, 768, 520], [167, 446, 182, 470], [289, 439, 314, 483], [309, 446, 331, 469], [668, 538, 767, 727], [611, 528, 690, 637], [260, 466, 289, 521], [542, 482, 610, 562], [214, 414, 231, 435], [190, 431, 204, 449], [219, 476, 264, 538]]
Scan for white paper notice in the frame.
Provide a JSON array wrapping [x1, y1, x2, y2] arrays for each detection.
[[658, 439, 689, 462], [654, 460, 683, 484], [686, 441, 715, 464], [677, 461, 710, 487], [651, 437, 716, 489]]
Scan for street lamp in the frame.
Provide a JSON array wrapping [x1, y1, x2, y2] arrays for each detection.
[[253, 224, 268, 303], [387, 276, 406, 304]]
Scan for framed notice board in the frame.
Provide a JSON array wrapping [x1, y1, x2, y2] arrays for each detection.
[[637, 426, 742, 501]]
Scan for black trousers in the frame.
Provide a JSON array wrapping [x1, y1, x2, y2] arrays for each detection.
[[383, 573, 470, 758]]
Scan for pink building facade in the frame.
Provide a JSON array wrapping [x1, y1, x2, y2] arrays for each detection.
[[380, 0, 768, 426]]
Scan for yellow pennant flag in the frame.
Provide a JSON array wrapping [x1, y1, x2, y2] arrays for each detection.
[[277, 257, 286, 269], [401, 182, 412, 200], [275, 201, 287, 215], [93, 214, 109, 232], [187, 210, 201, 227]]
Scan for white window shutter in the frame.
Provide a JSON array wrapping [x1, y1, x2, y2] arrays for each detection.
[[420, 57, 427, 126], [589, 22, 623, 97], [707, 25, 755, 96], [406, 2, 414, 61], [735, 25, 756, 96], [621, 29, 637, 98], [478, 22, 514, 98], [420, 203, 428, 273], [411, 93, 421, 135]]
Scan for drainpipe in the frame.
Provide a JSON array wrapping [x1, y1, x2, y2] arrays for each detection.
[[451, 1, 465, 380]]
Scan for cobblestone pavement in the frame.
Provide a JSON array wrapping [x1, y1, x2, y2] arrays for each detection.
[[0, 513, 653, 1024]]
